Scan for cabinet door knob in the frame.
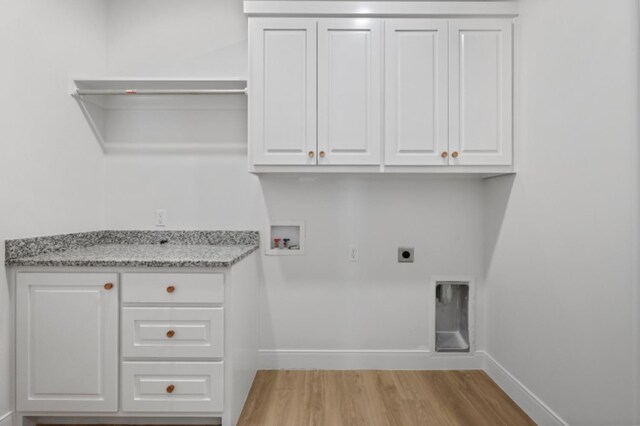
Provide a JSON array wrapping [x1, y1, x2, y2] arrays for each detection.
[[319, 151, 326, 158], [441, 151, 449, 158], [166, 285, 175, 293], [166, 330, 175, 338], [308, 151, 315, 158], [166, 384, 175, 394], [452, 151, 459, 158], [104, 283, 114, 290]]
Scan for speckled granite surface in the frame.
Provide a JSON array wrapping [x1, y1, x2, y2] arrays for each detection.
[[5, 231, 259, 268]]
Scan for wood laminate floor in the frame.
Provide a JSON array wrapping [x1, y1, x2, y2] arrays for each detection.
[[238, 370, 535, 426]]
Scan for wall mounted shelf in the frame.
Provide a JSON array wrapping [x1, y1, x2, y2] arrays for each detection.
[[71, 78, 248, 154]]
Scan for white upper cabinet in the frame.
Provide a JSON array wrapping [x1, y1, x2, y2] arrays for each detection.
[[249, 19, 317, 165], [449, 19, 513, 166], [317, 19, 383, 165], [246, 7, 516, 174], [16, 273, 118, 412], [384, 19, 449, 166]]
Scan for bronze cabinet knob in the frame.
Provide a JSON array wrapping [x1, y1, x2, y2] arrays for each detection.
[[166, 285, 175, 293]]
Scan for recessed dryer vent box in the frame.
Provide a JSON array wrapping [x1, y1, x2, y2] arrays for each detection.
[[266, 221, 305, 256], [431, 278, 475, 353]]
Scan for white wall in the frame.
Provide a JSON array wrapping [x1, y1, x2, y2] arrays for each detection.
[[0, 0, 107, 419], [484, 0, 639, 424], [106, 0, 247, 79], [103, 0, 487, 363]]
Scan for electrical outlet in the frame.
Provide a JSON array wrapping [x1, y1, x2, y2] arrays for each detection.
[[155, 210, 167, 227], [398, 247, 414, 263], [348, 245, 359, 262]]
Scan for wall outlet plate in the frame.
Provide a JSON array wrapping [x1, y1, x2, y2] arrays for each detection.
[[155, 210, 167, 227], [398, 247, 414, 263], [348, 245, 359, 262]]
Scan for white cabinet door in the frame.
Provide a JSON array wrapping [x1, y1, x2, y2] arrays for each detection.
[[318, 19, 382, 165], [249, 18, 317, 165], [449, 19, 513, 166], [16, 272, 118, 412], [385, 20, 448, 166]]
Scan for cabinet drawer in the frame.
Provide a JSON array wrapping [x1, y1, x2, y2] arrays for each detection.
[[122, 273, 224, 304], [122, 307, 224, 359], [122, 362, 223, 413]]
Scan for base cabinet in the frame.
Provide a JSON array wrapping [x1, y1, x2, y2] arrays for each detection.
[[13, 258, 259, 426]]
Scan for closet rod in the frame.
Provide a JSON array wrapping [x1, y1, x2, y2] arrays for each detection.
[[75, 88, 248, 96]]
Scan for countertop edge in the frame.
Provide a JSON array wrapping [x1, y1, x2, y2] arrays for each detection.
[[5, 230, 260, 264], [6, 245, 259, 269]]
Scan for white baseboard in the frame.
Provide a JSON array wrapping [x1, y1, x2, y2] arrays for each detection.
[[480, 351, 567, 426], [259, 349, 483, 370], [0, 412, 13, 426]]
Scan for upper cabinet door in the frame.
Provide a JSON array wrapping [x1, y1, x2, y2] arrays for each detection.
[[385, 20, 449, 166], [449, 19, 513, 166], [249, 19, 317, 165], [318, 19, 382, 165], [16, 273, 119, 412]]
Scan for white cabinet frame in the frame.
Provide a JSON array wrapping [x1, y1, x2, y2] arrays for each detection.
[[11, 256, 261, 426]]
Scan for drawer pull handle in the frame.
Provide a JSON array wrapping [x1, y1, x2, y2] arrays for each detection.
[[166, 285, 175, 293], [166, 330, 175, 338], [104, 283, 114, 290], [166, 384, 175, 394]]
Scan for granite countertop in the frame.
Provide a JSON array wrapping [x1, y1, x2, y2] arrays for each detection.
[[5, 230, 260, 268]]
